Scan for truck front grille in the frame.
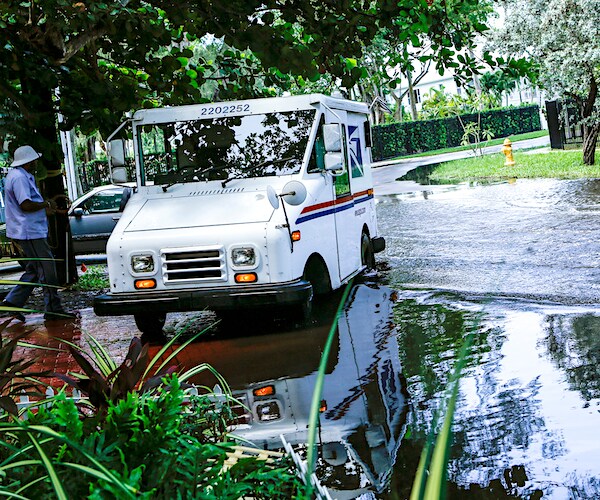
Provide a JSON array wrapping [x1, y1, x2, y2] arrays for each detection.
[[162, 246, 226, 283]]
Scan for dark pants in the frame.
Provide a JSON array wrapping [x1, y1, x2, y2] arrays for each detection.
[[5, 238, 63, 313]]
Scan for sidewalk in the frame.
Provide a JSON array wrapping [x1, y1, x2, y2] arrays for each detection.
[[372, 136, 550, 196]]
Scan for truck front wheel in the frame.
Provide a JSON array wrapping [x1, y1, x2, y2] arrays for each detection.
[[134, 312, 167, 342]]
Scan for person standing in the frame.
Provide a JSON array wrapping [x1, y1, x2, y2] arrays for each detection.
[[1, 145, 75, 321]]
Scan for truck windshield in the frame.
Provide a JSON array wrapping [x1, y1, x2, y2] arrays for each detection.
[[138, 109, 316, 186]]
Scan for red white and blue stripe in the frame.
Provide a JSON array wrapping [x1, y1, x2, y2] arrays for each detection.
[[295, 189, 373, 224]]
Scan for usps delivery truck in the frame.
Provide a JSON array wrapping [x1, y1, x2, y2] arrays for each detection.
[[93, 94, 385, 338]]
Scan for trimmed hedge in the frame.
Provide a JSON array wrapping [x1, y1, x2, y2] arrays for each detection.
[[372, 105, 542, 161]]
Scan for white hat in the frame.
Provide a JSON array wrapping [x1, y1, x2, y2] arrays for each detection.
[[11, 145, 42, 167]]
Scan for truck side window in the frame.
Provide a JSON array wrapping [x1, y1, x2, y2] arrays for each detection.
[[307, 118, 326, 174], [334, 126, 351, 197], [307, 134, 325, 173]]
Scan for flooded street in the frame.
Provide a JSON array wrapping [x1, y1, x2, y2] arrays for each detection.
[[377, 178, 600, 499], [6, 176, 600, 498]]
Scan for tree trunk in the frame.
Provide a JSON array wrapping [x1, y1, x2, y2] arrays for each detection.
[[407, 71, 418, 121], [467, 48, 482, 100], [581, 77, 599, 166], [390, 91, 405, 122], [21, 80, 77, 285], [582, 123, 599, 165]]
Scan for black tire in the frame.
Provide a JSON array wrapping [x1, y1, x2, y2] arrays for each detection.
[[298, 255, 331, 328], [303, 255, 331, 296], [134, 312, 167, 342], [361, 231, 375, 270]]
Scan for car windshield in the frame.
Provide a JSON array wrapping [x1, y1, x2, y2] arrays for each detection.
[[138, 109, 316, 186]]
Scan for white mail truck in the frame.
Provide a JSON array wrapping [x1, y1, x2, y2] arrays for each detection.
[[93, 94, 385, 338]]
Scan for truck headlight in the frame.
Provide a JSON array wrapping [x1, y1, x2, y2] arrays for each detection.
[[131, 254, 155, 273], [231, 247, 256, 267]]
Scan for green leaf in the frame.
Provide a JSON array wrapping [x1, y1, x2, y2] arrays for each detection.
[[345, 58, 357, 70], [27, 432, 68, 500]]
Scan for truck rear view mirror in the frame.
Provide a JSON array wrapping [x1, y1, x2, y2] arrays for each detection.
[[324, 152, 344, 172], [323, 124, 342, 152], [108, 140, 126, 167], [111, 167, 129, 184]]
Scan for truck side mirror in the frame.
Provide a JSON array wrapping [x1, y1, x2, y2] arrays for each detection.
[[111, 167, 129, 184], [108, 140, 126, 167], [323, 124, 343, 152], [324, 152, 345, 173]]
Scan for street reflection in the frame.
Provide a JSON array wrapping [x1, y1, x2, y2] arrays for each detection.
[[543, 314, 600, 401], [385, 292, 600, 499], [166, 282, 409, 496]]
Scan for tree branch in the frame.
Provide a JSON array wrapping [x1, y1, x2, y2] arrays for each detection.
[[58, 26, 109, 65]]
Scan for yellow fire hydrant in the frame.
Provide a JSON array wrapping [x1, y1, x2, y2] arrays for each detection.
[[502, 138, 515, 166]]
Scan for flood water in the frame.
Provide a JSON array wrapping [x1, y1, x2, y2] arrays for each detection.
[[150, 177, 600, 498], [376, 178, 600, 499]]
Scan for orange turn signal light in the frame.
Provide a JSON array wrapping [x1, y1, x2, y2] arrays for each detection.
[[235, 272, 257, 284], [291, 230, 301, 242], [134, 279, 156, 290], [253, 385, 275, 397]]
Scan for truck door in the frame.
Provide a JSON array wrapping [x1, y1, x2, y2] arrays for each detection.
[[331, 114, 360, 281]]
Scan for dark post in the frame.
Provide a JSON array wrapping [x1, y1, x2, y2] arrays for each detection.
[[545, 100, 564, 150]]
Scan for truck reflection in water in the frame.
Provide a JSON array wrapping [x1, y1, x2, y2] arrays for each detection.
[[177, 282, 409, 497]]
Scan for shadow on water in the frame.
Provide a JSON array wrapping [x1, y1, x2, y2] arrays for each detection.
[[398, 164, 445, 185], [155, 281, 410, 498]]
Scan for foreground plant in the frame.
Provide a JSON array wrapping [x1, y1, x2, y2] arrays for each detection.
[[56, 320, 229, 414], [0, 376, 303, 498], [0, 322, 50, 415]]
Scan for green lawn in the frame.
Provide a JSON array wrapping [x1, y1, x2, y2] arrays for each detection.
[[430, 149, 600, 182], [395, 130, 549, 160]]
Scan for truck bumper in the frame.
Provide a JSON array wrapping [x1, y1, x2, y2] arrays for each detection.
[[93, 279, 313, 316]]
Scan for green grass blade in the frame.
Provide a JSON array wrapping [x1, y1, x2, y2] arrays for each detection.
[[0, 459, 43, 471], [26, 432, 68, 500], [60, 462, 121, 482], [15, 476, 47, 496], [143, 322, 216, 380], [1, 425, 137, 498], [410, 444, 434, 500], [178, 363, 232, 395], [423, 376, 461, 500], [16, 342, 62, 352], [84, 333, 117, 375], [410, 333, 474, 500], [0, 490, 31, 499]]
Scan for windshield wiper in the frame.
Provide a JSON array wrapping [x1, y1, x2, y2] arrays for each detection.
[[221, 157, 295, 188]]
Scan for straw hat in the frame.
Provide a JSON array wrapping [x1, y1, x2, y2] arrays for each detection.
[[11, 145, 42, 167]]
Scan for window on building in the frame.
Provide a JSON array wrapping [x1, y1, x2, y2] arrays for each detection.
[[413, 89, 421, 104]]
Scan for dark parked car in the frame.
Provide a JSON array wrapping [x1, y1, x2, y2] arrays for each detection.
[[69, 184, 131, 254]]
